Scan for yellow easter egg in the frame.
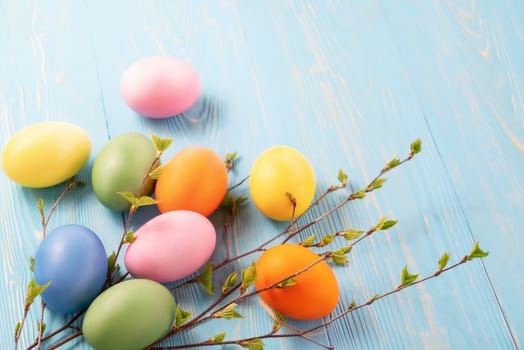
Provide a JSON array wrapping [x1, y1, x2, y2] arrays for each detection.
[[1, 122, 91, 188]]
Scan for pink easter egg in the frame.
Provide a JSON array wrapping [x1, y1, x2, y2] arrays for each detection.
[[120, 56, 201, 118], [124, 211, 216, 283]]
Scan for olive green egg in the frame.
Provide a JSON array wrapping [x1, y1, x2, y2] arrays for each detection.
[[92, 133, 157, 211], [82, 279, 176, 350]]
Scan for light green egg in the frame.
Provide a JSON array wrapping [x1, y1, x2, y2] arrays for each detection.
[[91, 133, 157, 211], [82, 279, 176, 350], [1, 121, 91, 188]]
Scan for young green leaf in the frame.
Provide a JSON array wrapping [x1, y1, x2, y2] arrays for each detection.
[[208, 331, 226, 343], [348, 301, 357, 309], [343, 229, 364, 241], [320, 235, 335, 247], [222, 271, 238, 294], [231, 195, 248, 216], [213, 303, 243, 320], [123, 229, 136, 244], [29, 256, 35, 272], [151, 134, 173, 152], [241, 262, 257, 294], [198, 262, 214, 295], [118, 192, 137, 205], [14, 322, 21, 338], [368, 178, 388, 191], [240, 338, 265, 350], [381, 220, 398, 230], [337, 169, 348, 186], [301, 234, 316, 247], [107, 252, 117, 274], [438, 252, 450, 271], [25, 278, 51, 308], [410, 138, 422, 155], [272, 311, 286, 332], [37, 198, 45, 218], [175, 305, 192, 327], [467, 241, 489, 260], [148, 165, 163, 180], [400, 266, 419, 287], [37, 321, 46, 334], [135, 196, 159, 207], [278, 278, 298, 288], [225, 151, 238, 171], [385, 157, 401, 170], [329, 249, 350, 266], [374, 216, 388, 231], [351, 189, 366, 199]]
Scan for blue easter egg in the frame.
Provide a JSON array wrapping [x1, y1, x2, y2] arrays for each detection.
[[34, 224, 107, 313]]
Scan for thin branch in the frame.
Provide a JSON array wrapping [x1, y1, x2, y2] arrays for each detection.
[[305, 256, 470, 335], [227, 175, 249, 191], [46, 331, 82, 350]]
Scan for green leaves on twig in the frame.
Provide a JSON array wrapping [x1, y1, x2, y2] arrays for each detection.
[[383, 157, 401, 171], [367, 178, 387, 191], [328, 246, 352, 265], [240, 338, 265, 350], [301, 234, 316, 247], [29, 257, 35, 273], [37, 198, 45, 223], [123, 230, 136, 244], [148, 165, 163, 180], [24, 278, 50, 310], [118, 192, 158, 208], [175, 305, 192, 328], [278, 278, 298, 288], [198, 262, 214, 295], [221, 194, 249, 216], [438, 252, 450, 272], [151, 134, 173, 153], [222, 272, 238, 294], [225, 151, 238, 171], [374, 216, 398, 231], [213, 303, 243, 320], [400, 267, 419, 287], [337, 169, 348, 186], [241, 262, 257, 294], [107, 252, 119, 277], [208, 331, 226, 343], [467, 241, 489, 260], [410, 138, 422, 156], [343, 229, 364, 241]]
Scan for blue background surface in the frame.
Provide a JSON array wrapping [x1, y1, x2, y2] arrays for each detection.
[[1, 1, 523, 349]]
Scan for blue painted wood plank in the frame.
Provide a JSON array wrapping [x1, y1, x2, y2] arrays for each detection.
[[379, 0, 524, 346], [236, 0, 518, 349], [0, 1, 121, 349]]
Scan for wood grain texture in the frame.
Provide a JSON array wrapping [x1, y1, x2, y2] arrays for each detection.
[[0, 0, 521, 349]]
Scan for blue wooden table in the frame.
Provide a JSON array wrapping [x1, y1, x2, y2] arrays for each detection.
[[1, 1, 523, 349]]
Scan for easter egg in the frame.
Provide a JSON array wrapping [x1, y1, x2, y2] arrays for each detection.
[[1, 121, 91, 188], [92, 133, 157, 211], [33, 225, 107, 314], [120, 56, 201, 118], [124, 210, 216, 282], [249, 146, 315, 221], [155, 147, 228, 216], [255, 244, 339, 320], [82, 279, 176, 350]]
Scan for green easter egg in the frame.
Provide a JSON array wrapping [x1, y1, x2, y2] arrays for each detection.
[[82, 279, 176, 350], [91, 133, 157, 211]]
